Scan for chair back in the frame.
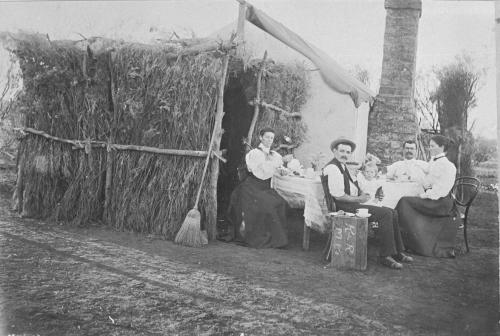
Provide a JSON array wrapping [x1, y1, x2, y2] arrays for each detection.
[[451, 177, 481, 207], [320, 174, 336, 212]]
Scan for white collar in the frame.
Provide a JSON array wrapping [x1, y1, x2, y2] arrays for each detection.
[[431, 153, 446, 161], [258, 143, 271, 154]]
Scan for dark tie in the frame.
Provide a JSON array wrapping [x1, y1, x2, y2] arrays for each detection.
[[343, 166, 361, 196]]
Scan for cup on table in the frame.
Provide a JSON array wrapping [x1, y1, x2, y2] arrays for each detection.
[[356, 208, 369, 216]]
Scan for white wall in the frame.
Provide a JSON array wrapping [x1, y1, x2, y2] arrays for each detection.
[[213, 21, 369, 167], [294, 70, 368, 167]]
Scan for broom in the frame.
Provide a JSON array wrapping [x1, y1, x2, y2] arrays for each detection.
[[174, 134, 214, 247], [175, 55, 229, 247]]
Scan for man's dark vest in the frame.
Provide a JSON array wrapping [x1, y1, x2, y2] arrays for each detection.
[[325, 158, 361, 196]]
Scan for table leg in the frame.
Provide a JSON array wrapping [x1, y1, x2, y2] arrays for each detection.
[[302, 224, 310, 251], [323, 233, 332, 261]]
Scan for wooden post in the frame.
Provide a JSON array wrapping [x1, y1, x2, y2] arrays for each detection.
[[12, 149, 24, 213], [207, 54, 230, 241], [236, 0, 247, 41], [104, 52, 117, 223], [246, 51, 267, 146], [302, 224, 310, 251], [457, 143, 462, 177]]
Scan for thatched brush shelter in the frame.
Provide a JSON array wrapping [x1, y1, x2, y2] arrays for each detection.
[[3, 32, 309, 240]]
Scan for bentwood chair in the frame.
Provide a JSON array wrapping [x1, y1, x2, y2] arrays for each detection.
[[450, 176, 481, 253]]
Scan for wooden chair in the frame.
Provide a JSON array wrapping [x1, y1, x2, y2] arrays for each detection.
[[450, 176, 481, 253], [302, 174, 336, 261]]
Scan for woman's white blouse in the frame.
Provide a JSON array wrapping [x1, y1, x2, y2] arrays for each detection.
[[245, 144, 283, 180], [420, 154, 456, 200]]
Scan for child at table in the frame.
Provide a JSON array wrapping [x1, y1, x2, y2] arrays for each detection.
[[357, 163, 384, 206]]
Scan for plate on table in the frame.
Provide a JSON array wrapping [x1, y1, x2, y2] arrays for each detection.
[[328, 212, 355, 217], [356, 213, 371, 218]]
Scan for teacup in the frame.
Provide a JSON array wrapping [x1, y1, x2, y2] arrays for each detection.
[[356, 208, 369, 216]]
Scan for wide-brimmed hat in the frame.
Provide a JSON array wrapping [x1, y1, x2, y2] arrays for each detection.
[[330, 137, 356, 152]]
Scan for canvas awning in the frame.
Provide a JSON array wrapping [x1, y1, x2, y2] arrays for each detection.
[[245, 4, 376, 108]]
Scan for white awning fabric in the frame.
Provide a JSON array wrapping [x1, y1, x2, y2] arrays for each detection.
[[245, 4, 376, 108]]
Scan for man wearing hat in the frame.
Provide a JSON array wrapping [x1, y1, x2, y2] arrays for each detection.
[[323, 137, 413, 269]]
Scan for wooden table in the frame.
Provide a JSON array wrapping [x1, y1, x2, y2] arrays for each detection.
[[271, 174, 329, 252], [272, 174, 422, 257], [271, 174, 322, 209]]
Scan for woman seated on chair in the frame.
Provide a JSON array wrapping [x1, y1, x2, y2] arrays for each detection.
[[396, 134, 459, 257], [226, 127, 289, 248]]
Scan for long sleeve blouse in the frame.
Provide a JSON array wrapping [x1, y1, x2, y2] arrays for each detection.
[[245, 144, 283, 180], [420, 154, 456, 200]]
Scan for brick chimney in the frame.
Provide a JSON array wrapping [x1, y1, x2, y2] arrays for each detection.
[[367, 0, 422, 164]]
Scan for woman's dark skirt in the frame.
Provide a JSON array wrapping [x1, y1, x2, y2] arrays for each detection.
[[396, 196, 460, 257], [227, 174, 288, 248]]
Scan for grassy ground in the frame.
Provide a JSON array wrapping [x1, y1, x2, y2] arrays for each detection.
[[0, 168, 498, 335]]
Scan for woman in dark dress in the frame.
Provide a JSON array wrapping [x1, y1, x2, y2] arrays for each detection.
[[226, 127, 289, 248], [396, 135, 459, 257]]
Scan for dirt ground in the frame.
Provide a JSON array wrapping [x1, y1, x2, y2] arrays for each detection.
[[0, 169, 498, 336]]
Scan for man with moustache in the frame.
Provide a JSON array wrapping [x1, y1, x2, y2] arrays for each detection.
[[386, 140, 428, 182], [322, 137, 413, 269]]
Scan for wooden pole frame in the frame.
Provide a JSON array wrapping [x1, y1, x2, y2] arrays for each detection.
[[19, 128, 210, 158], [104, 52, 117, 222], [246, 50, 267, 146], [236, 0, 247, 41], [207, 54, 230, 241], [248, 100, 302, 119]]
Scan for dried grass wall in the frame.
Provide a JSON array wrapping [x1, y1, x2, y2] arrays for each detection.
[[240, 59, 309, 149], [7, 33, 310, 240], [10, 34, 223, 239]]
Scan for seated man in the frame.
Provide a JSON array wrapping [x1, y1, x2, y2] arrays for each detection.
[[386, 140, 428, 182], [323, 137, 413, 269]]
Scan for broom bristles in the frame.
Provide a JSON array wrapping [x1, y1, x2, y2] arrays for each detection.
[[174, 208, 206, 247]]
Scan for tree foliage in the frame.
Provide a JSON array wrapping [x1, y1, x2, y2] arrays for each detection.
[[0, 49, 23, 155], [432, 55, 481, 133], [415, 55, 483, 176], [415, 72, 439, 133]]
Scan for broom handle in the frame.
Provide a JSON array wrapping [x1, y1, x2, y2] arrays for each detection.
[[193, 55, 229, 209]]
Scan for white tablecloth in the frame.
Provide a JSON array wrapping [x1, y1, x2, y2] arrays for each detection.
[[272, 175, 424, 234], [272, 174, 330, 233], [271, 174, 321, 209], [377, 181, 423, 209], [303, 181, 330, 233]]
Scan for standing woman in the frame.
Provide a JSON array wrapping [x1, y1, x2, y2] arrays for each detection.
[[396, 135, 459, 257], [226, 127, 289, 248]]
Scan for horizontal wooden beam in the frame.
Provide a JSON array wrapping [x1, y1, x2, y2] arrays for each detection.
[[109, 144, 208, 157], [249, 100, 302, 118], [19, 128, 209, 158], [164, 38, 238, 60]]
